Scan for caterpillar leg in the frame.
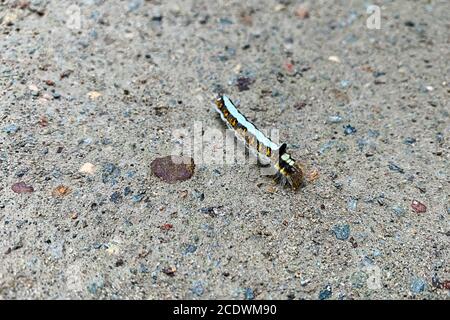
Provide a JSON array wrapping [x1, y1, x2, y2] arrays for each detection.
[[273, 171, 282, 183], [257, 155, 271, 167], [279, 175, 288, 187], [273, 171, 287, 187]]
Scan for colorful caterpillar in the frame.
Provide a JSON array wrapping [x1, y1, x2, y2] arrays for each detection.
[[214, 94, 304, 190]]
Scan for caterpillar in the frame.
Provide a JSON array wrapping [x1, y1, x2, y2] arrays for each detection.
[[214, 94, 304, 190]]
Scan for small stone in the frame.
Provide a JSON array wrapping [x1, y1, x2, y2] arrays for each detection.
[[101, 138, 112, 145], [198, 14, 209, 24], [300, 279, 310, 286], [127, 0, 143, 12], [60, 70, 73, 79], [151, 156, 195, 183], [392, 206, 406, 216], [327, 115, 343, 124], [340, 80, 351, 88], [28, 84, 40, 95], [18, 1, 30, 9], [318, 285, 332, 300], [87, 91, 102, 100], [349, 236, 358, 248], [332, 224, 350, 240], [3, 124, 19, 134], [2, 12, 18, 26], [102, 163, 121, 184], [368, 129, 380, 138], [184, 244, 197, 254], [162, 266, 177, 277], [42, 93, 53, 100], [230, 64, 241, 75], [372, 249, 382, 257], [357, 138, 367, 151], [110, 191, 122, 204], [410, 278, 426, 293], [431, 274, 442, 288], [87, 283, 98, 294], [15, 168, 28, 178], [200, 207, 216, 215], [169, 3, 181, 15], [123, 186, 132, 196], [244, 288, 255, 300], [79, 137, 92, 145], [79, 162, 96, 175], [343, 124, 357, 135], [191, 281, 204, 296], [294, 101, 307, 110], [328, 56, 341, 63], [319, 141, 336, 154], [411, 200, 426, 213], [236, 77, 254, 91], [240, 13, 253, 26], [139, 263, 149, 273], [351, 271, 367, 289], [115, 259, 124, 267], [52, 185, 70, 197], [373, 71, 386, 78], [295, 6, 309, 19], [443, 280, 450, 290], [11, 182, 34, 194], [89, 29, 98, 39], [105, 243, 120, 255], [388, 162, 404, 174], [192, 189, 205, 201], [219, 17, 232, 25], [86, 275, 105, 294], [152, 13, 163, 22], [132, 193, 145, 203], [179, 190, 189, 198], [404, 137, 416, 145], [347, 198, 357, 212], [274, 4, 286, 12], [161, 223, 173, 231], [28, 0, 47, 15], [306, 169, 319, 182]]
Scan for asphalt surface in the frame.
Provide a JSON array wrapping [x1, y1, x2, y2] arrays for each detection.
[[0, 0, 449, 299]]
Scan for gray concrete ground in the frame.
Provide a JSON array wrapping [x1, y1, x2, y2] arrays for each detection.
[[0, 0, 449, 299]]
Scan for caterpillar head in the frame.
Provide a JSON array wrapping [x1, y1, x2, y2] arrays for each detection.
[[285, 161, 304, 190], [275, 144, 304, 190]]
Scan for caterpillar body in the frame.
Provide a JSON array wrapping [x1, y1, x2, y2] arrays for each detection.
[[214, 94, 304, 190]]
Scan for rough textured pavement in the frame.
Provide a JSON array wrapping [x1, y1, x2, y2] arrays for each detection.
[[0, 0, 449, 299]]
